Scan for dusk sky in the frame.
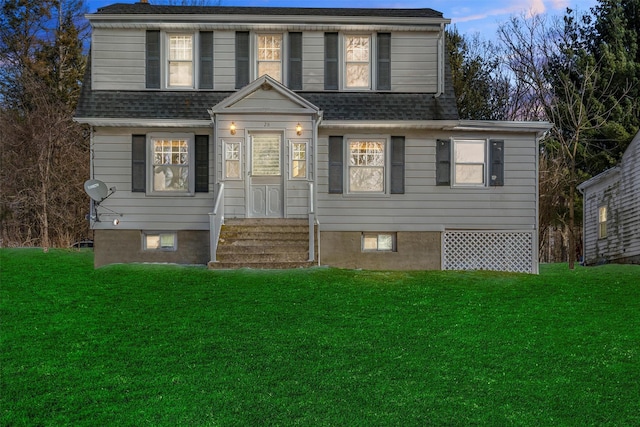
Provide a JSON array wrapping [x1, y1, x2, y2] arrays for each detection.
[[84, 0, 599, 40]]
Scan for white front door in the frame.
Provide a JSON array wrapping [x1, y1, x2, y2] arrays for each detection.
[[248, 133, 284, 217]]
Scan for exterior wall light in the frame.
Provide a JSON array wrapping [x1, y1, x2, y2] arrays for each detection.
[[230, 122, 236, 135], [296, 123, 302, 135]]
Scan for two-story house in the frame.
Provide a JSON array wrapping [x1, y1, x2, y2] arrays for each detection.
[[75, 3, 550, 272]]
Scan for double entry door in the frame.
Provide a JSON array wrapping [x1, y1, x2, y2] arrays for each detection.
[[248, 133, 283, 217]]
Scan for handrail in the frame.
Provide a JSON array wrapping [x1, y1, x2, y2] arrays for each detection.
[[209, 182, 225, 263]]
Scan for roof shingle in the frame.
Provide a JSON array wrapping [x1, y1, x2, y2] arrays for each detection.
[[95, 3, 443, 19]]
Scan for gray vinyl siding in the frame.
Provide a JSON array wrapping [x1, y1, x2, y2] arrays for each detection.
[[90, 28, 440, 93], [391, 32, 438, 93], [303, 32, 325, 91], [213, 31, 236, 90], [582, 135, 640, 264], [91, 128, 215, 230], [92, 29, 146, 90], [316, 131, 538, 231], [619, 139, 640, 260]]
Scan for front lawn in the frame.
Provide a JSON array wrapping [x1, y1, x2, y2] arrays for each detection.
[[1, 249, 638, 426]]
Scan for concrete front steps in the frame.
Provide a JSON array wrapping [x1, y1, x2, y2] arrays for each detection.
[[207, 218, 316, 269]]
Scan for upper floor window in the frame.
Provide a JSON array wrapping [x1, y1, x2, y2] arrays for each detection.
[[257, 34, 282, 82], [146, 31, 213, 90], [325, 33, 390, 91], [168, 34, 194, 87], [345, 35, 370, 89]]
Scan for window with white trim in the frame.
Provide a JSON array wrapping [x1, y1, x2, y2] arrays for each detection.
[[257, 34, 282, 82], [224, 140, 241, 179], [454, 139, 486, 186], [150, 134, 194, 194], [345, 35, 371, 89], [598, 206, 607, 239], [143, 232, 177, 251], [168, 34, 194, 87], [348, 139, 385, 193], [291, 141, 307, 179], [363, 233, 396, 252]]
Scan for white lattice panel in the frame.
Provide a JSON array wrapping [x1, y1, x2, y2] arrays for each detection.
[[443, 231, 534, 273]]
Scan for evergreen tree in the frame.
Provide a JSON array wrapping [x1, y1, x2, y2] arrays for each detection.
[[446, 27, 510, 120]]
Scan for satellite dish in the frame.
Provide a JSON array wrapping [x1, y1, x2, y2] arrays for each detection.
[[84, 179, 109, 202]]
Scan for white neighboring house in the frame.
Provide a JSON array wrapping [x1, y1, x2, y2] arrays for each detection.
[[578, 131, 640, 265], [75, 3, 551, 272]]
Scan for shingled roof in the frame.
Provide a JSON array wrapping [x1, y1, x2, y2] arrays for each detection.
[[94, 3, 444, 19]]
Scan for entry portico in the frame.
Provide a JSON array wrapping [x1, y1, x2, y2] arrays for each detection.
[[209, 75, 321, 220]]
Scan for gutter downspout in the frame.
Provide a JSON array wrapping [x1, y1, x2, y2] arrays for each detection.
[[88, 126, 96, 227], [434, 22, 445, 98], [314, 112, 323, 266]]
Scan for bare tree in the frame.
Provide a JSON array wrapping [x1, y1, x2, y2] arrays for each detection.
[[498, 11, 632, 268], [1, 0, 89, 248]]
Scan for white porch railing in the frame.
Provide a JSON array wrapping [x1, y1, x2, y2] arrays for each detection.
[[208, 183, 225, 263]]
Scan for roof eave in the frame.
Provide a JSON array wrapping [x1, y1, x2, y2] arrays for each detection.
[[74, 118, 212, 127], [320, 120, 553, 133], [86, 13, 449, 27]]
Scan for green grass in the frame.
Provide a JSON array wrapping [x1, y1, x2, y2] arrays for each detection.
[[1, 249, 639, 426]]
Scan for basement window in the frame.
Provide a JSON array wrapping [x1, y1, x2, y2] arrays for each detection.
[[143, 232, 177, 251], [362, 233, 396, 252]]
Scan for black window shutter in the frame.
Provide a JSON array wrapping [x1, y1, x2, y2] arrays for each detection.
[[436, 139, 451, 186], [390, 136, 405, 194], [328, 136, 343, 194], [377, 33, 391, 90], [132, 135, 146, 192], [235, 31, 250, 89], [324, 33, 339, 90], [288, 32, 303, 90], [195, 135, 209, 193], [199, 31, 214, 89], [490, 139, 504, 186], [146, 30, 160, 89]]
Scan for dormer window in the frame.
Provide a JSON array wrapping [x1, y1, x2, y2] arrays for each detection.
[[257, 34, 282, 82], [168, 34, 194, 87], [345, 35, 370, 89], [145, 31, 213, 90]]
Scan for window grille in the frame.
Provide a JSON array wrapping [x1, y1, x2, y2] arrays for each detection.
[[443, 231, 534, 273]]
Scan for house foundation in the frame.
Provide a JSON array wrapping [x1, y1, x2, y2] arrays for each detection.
[[319, 231, 441, 270], [94, 230, 209, 268]]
